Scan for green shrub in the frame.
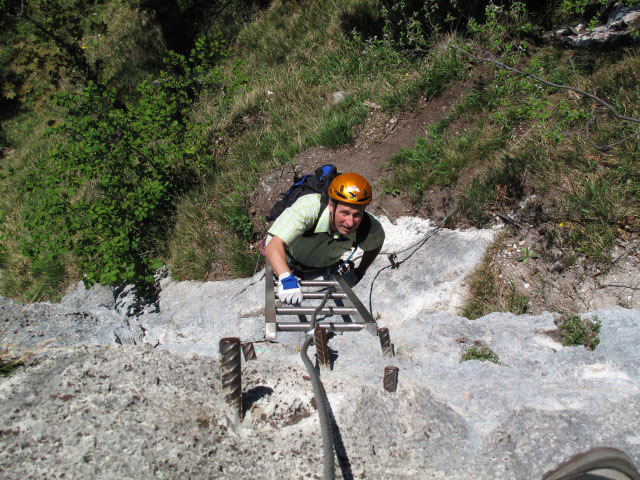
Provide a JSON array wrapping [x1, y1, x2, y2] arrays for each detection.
[[555, 314, 601, 350], [21, 38, 240, 289], [315, 113, 356, 149], [461, 344, 500, 363]]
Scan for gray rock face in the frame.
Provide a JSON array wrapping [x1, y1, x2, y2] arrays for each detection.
[[545, 6, 640, 48], [1, 217, 639, 479]]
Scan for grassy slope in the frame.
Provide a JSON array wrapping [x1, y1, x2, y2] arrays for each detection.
[[167, 0, 469, 280], [170, 0, 639, 285], [1, 0, 638, 306]]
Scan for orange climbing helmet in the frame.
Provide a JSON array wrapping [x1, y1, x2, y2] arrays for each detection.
[[328, 172, 372, 205]]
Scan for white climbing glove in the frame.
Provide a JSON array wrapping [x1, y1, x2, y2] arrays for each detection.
[[342, 269, 362, 288], [278, 272, 303, 305]]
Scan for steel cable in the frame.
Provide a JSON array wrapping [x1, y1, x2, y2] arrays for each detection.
[[367, 210, 455, 313], [301, 336, 336, 480], [299, 290, 335, 480]]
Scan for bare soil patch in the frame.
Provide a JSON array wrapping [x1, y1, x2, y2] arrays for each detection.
[[248, 80, 474, 233], [488, 219, 640, 314]]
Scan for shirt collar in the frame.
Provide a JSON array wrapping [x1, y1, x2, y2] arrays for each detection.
[[315, 206, 331, 233]]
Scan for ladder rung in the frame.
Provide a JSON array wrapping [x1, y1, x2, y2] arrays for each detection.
[[272, 280, 339, 288], [275, 307, 357, 315], [299, 280, 339, 287], [276, 323, 365, 332], [301, 292, 347, 299]]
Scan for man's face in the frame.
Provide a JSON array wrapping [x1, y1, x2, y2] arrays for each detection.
[[329, 201, 365, 236]]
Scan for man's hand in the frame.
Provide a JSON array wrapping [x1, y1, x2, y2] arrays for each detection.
[[342, 269, 362, 287], [278, 273, 303, 305]]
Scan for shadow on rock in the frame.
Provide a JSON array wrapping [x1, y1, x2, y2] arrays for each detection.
[[243, 386, 274, 413]]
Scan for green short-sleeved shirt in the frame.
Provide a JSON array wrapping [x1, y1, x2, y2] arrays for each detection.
[[266, 194, 385, 269]]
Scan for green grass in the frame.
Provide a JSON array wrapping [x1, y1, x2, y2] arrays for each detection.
[[562, 177, 625, 261], [313, 97, 368, 149], [461, 344, 500, 364], [383, 89, 495, 202], [0, 357, 24, 376], [461, 233, 529, 319], [555, 314, 601, 350], [392, 43, 639, 273], [166, 189, 219, 281]]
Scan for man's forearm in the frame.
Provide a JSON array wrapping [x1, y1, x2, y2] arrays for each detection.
[[355, 245, 382, 276], [264, 235, 291, 277]]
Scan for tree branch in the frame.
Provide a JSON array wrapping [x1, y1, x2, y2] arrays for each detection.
[[20, 1, 98, 83], [452, 45, 640, 125], [586, 124, 640, 152]]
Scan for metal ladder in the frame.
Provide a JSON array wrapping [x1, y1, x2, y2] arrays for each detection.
[[264, 261, 393, 357]]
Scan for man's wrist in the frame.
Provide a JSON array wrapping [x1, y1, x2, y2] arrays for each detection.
[[278, 272, 299, 289]]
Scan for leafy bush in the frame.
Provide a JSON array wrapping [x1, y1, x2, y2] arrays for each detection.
[[555, 314, 601, 350], [21, 38, 240, 289]]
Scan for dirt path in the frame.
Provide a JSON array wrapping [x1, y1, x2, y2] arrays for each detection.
[[249, 81, 473, 229]]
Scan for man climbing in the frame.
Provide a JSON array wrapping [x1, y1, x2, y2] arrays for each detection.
[[265, 172, 385, 305]]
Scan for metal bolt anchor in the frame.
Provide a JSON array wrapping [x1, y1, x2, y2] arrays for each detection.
[[241, 342, 257, 361], [384, 366, 399, 393], [314, 325, 329, 367], [219, 337, 243, 419], [378, 327, 394, 357]]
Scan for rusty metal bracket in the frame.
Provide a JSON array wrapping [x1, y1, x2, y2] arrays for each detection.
[[378, 327, 394, 357], [314, 325, 329, 368], [241, 342, 257, 361], [384, 366, 399, 393]]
